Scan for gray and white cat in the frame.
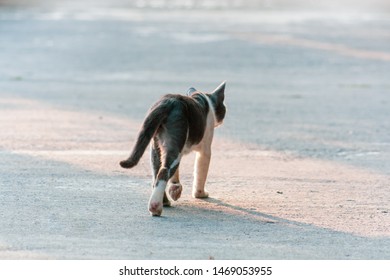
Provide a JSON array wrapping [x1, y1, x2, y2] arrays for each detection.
[[120, 81, 227, 216]]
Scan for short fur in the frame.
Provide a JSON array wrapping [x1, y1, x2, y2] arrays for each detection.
[[120, 82, 226, 216]]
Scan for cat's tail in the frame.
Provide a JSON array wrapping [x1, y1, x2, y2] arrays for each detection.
[[119, 101, 168, 169]]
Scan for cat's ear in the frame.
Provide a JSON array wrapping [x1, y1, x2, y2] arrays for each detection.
[[187, 87, 197, 96], [211, 81, 226, 103]]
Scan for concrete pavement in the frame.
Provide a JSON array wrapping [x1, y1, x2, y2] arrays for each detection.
[[0, 3, 389, 259]]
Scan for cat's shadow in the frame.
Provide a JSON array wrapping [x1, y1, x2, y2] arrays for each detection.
[[165, 197, 309, 230], [202, 197, 276, 223], [199, 197, 306, 228]]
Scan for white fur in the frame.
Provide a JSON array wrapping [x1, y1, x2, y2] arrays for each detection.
[[191, 96, 215, 198], [148, 180, 166, 215]]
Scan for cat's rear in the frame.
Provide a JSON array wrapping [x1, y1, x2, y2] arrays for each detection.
[[119, 94, 206, 169]]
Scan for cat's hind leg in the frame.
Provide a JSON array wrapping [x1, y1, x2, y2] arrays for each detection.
[[148, 113, 186, 216], [148, 167, 168, 216], [150, 141, 171, 207], [168, 168, 183, 201], [148, 149, 182, 216]]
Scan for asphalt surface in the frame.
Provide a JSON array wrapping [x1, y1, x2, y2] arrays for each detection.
[[0, 2, 389, 259]]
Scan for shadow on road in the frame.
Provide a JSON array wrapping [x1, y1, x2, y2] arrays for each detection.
[[1, 150, 389, 259]]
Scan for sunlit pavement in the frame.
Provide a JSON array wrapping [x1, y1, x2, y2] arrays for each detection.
[[0, 2, 389, 259]]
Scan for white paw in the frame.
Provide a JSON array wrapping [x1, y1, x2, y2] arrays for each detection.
[[148, 201, 163, 216], [193, 190, 209, 199], [168, 183, 183, 201]]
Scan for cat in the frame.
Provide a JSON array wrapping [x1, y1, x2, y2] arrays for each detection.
[[120, 81, 227, 216]]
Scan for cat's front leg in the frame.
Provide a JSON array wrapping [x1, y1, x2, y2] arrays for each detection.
[[192, 150, 211, 198]]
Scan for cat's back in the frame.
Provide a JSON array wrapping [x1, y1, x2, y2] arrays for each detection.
[[157, 93, 208, 145], [157, 93, 203, 116]]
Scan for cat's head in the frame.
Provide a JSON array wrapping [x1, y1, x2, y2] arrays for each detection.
[[209, 81, 226, 127], [188, 81, 227, 127]]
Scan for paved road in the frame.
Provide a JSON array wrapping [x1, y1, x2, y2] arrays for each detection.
[[0, 2, 389, 259]]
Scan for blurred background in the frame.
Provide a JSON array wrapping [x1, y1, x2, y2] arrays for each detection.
[[1, 0, 389, 173], [1, 0, 390, 12], [1, 0, 389, 259]]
